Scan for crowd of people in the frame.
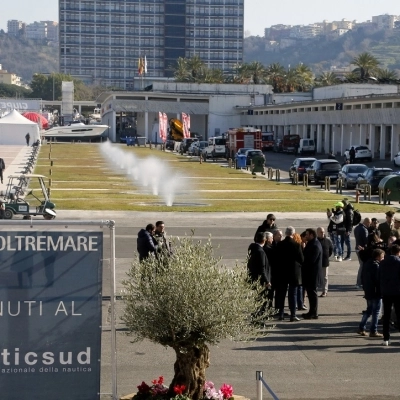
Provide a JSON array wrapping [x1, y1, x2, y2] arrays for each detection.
[[248, 207, 400, 346]]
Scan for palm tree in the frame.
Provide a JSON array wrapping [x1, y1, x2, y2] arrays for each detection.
[[351, 52, 380, 79], [315, 71, 341, 87], [293, 63, 314, 92], [247, 61, 266, 84], [186, 55, 205, 80], [376, 68, 399, 83], [173, 57, 190, 82], [265, 63, 285, 93], [228, 63, 251, 84]]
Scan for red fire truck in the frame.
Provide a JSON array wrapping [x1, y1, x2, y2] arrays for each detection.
[[282, 134, 301, 153], [261, 132, 275, 151], [226, 127, 262, 159]]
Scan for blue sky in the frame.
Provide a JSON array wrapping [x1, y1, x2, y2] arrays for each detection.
[[0, 0, 399, 36]]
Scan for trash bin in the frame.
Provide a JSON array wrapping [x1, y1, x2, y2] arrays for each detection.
[[251, 155, 266, 175], [137, 137, 146, 147], [126, 137, 134, 146], [378, 174, 400, 204], [236, 154, 247, 169]]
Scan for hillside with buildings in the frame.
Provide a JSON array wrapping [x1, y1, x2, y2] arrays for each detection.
[[244, 14, 400, 75], [0, 32, 58, 84]]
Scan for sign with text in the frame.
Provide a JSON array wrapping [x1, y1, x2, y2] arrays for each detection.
[[0, 231, 103, 400], [0, 98, 42, 112]]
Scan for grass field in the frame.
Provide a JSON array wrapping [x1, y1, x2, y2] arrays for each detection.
[[31, 143, 394, 213]]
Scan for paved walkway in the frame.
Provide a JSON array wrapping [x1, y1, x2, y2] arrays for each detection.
[[0, 144, 38, 195]]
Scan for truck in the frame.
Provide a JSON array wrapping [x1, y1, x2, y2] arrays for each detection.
[[261, 132, 275, 151], [226, 127, 262, 159], [282, 134, 301, 153]]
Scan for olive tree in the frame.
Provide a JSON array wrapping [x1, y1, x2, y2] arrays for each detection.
[[122, 237, 270, 400]]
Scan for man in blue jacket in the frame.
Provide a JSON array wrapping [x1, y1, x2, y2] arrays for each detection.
[[379, 244, 400, 345], [137, 223, 158, 261]]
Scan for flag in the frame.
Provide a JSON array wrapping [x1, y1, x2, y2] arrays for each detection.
[[182, 113, 190, 138], [162, 113, 168, 142], [138, 57, 144, 75], [144, 55, 148, 74], [158, 112, 163, 141]]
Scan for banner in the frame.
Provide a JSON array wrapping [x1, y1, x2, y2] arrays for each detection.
[[0, 230, 103, 400], [163, 113, 168, 142], [158, 111, 163, 141], [182, 113, 190, 138]]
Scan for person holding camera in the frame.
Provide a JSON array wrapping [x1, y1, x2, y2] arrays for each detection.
[[327, 202, 346, 262]]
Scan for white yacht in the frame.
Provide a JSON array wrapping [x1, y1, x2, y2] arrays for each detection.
[[43, 121, 109, 139]]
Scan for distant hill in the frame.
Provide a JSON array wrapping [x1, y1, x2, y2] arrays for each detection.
[[244, 27, 400, 75], [0, 32, 58, 83]]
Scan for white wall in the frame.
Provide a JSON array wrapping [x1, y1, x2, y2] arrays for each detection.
[[313, 84, 398, 100]]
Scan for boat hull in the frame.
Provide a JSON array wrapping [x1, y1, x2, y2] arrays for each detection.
[[43, 124, 109, 140]]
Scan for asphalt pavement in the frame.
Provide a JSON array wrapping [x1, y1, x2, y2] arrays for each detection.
[[55, 210, 400, 400]]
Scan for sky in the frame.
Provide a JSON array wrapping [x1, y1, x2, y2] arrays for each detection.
[[0, 0, 399, 36]]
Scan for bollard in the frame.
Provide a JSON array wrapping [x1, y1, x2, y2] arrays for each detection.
[[47, 188, 51, 197], [275, 169, 280, 181], [324, 176, 331, 191], [48, 153, 51, 159], [356, 189, 361, 203], [50, 160, 53, 167], [228, 158, 232, 168], [292, 172, 298, 185], [199, 154, 203, 164], [364, 184, 371, 201], [49, 169, 52, 176], [49, 179, 52, 187], [336, 178, 343, 194], [303, 173, 308, 187]]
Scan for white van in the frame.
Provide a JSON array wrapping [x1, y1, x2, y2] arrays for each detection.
[[298, 138, 316, 155], [202, 136, 227, 159]]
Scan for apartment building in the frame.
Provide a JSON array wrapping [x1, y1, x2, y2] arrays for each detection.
[[7, 20, 25, 36], [372, 14, 399, 30], [0, 65, 21, 86], [59, 0, 244, 89], [25, 21, 48, 40]]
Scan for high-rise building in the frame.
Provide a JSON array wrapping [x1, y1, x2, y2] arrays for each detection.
[[7, 20, 24, 36], [59, 0, 244, 89]]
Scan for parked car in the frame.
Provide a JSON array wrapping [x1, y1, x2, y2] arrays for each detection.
[[273, 139, 283, 153], [179, 138, 197, 154], [187, 142, 199, 156], [393, 152, 400, 167], [356, 167, 393, 193], [297, 139, 316, 155], [338, 164, 368, 189], [235, 147, 254, 158], [193, 141, 208, 156], [165, 139, 175, 150], [289, 157, 317, 180], [306, 159, 341, 184], [245, 149, 265, 166], [344, 145, 372, 162]]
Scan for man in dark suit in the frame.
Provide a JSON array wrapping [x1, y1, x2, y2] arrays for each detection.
[[247, 232, 271, 322], [302, 228, 323, 319], [275, 227, 304, 321]]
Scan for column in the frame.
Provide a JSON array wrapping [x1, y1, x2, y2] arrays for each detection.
[[359, 124, 363, 145], [391, 124, 399, 160], [380, 124, 385, 160], [302, 124, 307, 139], [340, 124, 344, 156], [332, 128, 337, 155], [317, 124, 322, 153], [369, 124, 375, 159], [145, 111, 149, 142], [324, 124, 329, 154]]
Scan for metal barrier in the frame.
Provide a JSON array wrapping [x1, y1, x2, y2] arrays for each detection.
[[267, 167, 273, 180], [364, 184, 372, 201], [256, 371, 280, 400], [324, 176, 331, 191], [336, 178, 343, 194], [275, 169, 280, 181], [378, 188, 384, 204]]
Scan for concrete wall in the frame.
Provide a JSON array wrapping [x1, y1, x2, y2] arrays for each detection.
[[313, 84, 399, 100]]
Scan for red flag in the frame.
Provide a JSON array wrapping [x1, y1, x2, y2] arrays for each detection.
[[182, 113, 190, 138], [162, 113, 168, 142]]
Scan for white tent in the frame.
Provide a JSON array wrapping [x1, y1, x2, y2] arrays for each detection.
[[0, 109, 40, 145]]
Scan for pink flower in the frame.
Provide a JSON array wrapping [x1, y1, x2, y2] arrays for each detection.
[[220, 384, 233, 399]]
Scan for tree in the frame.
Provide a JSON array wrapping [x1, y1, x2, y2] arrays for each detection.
[[265, 63, 285, 93], [122, 237, 268, 400], [351, 52, 380, 79], [376, 68, 399, 83], [173, 57, 190, 82], [247, 61, 266, 84], [186, 55, 205, 80], [293, 63, 314, 92], [0, 83, 32, 98], [315, 71, 341, 87]]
